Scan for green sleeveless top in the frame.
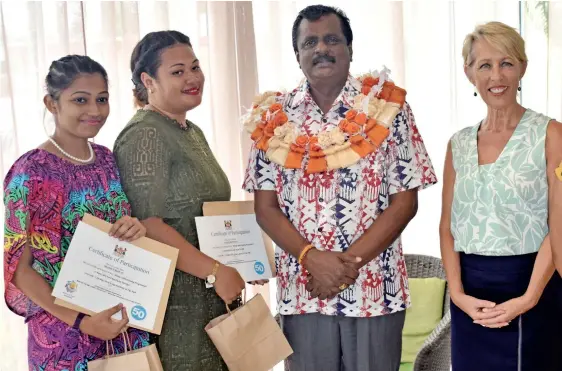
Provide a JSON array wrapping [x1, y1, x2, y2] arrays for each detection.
[[450, 109, 551, 256]]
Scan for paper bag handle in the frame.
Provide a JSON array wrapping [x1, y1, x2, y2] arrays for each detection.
[[225, 290, 247, 313], [104, 331, 132, 358], [105, 340, 115, 358], [122, 331, 132, 352]]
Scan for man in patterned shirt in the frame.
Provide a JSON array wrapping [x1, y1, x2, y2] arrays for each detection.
[[243, 5, 437, 371]]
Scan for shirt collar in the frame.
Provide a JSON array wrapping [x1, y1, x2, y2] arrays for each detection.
[[289, 74, 362, 110]]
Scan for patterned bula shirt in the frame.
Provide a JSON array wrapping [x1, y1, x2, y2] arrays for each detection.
[[243, 75, 438, 317]]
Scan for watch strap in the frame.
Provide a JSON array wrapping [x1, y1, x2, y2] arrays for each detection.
[[211, 261, 220, 276], [205, 261, 221, 286], [73, 312, 87, 330]]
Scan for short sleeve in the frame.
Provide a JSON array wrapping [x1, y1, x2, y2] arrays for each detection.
[[113, 123, 180, 221], [242, 142, 276, 192], [3, 159, 63, 318], [450, 132, 461, 172], [386, 102, 438, 195]]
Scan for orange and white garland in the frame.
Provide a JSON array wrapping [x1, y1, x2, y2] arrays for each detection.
[[243, 68, 407, 173]]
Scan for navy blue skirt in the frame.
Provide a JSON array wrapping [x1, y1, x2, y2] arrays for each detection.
[[451, 252, 562, 371]]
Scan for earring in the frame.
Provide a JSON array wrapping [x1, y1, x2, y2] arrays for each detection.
[[517, 86, 521, 91], [149, 89, 154, 94], [473, 91, 477, 97]]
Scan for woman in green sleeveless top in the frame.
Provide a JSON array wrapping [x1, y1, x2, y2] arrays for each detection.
[[440, 22, 562, 371], [112, 31, 247, 371]]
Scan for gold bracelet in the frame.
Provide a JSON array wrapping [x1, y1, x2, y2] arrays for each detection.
[[556, 162, 562, 181], [211, 260, 220, 276], [298, 244, 315, 265]]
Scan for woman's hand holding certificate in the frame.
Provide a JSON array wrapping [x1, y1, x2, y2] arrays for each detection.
[[108, 215, 146, 241], [75, 216, 145, 340], [52, 214, 179, 335], [78, 303, 130, 340], [195, 211, 275, 283]]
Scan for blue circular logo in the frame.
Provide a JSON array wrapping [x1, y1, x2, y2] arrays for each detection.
[[254, 261, 265, 275], [131, 305, 147, 321]]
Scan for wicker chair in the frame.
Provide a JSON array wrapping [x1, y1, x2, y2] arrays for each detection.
[[405, 254, 451, 371]]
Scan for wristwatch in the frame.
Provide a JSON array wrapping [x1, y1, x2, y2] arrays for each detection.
[[206, 261, 220, 286]]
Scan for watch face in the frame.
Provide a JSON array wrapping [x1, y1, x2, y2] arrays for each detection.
[[207, 275, 216, 284]]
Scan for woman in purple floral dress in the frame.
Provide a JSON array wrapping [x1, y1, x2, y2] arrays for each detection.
[[3, 55, 150, 370]]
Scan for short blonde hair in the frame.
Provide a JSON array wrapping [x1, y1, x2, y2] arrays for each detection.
[[462, 21, 527, 66]]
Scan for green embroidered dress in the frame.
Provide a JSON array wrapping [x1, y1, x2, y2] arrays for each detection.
[[113, 110, 232, 371]]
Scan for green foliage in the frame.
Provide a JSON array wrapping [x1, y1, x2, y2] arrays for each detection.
[[525, 1, 549, 37]]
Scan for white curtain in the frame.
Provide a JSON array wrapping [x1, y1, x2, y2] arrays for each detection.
[[1, 1, 560, 370]]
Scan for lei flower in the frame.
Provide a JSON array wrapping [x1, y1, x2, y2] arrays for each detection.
[[243, 68, 406, 173]]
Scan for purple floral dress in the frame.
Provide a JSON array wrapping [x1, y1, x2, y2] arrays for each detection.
[[3, 144, 150, 371]]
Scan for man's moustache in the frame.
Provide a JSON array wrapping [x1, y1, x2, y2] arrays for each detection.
[[313, 56, 335, 65]]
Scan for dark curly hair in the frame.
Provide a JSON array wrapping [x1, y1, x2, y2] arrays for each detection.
[[130, 30, 192, 106]]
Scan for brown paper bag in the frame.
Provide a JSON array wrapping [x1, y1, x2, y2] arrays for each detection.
[[88, 351, 150, 371], [205, 293, 293, 371], [88, 333, 163, 371]]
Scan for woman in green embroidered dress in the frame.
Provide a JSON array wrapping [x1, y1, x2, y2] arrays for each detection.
[[440, 22, 562, 371], [113, 31, 247, 371]]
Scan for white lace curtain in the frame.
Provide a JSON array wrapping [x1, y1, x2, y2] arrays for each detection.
[[1, 2, 560, 370]]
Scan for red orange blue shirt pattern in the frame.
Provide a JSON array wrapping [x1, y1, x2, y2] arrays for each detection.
[[243, 75, 438, 317]]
